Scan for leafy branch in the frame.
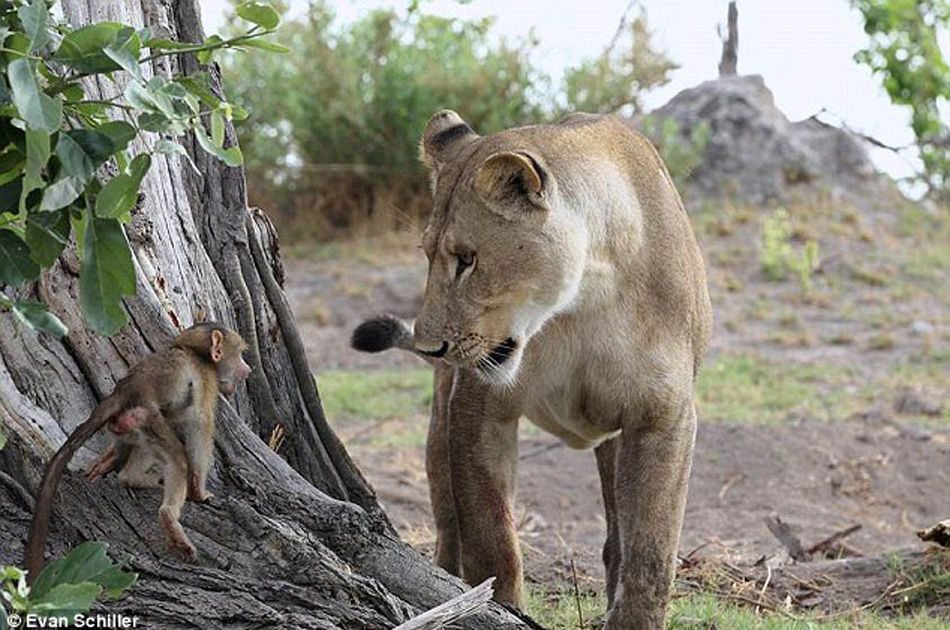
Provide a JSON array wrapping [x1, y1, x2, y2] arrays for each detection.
[[0, 0, 285, 337], [852, 0, 950, 202], [2, 542, 137, 623]]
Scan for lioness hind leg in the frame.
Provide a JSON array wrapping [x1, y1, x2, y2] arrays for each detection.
[[607, 401, 696, 630], [448, 371, 523, 606], [594, 437, 621, 610], [426, 364, 461, 575]]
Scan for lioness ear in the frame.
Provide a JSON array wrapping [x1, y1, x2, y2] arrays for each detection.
[[473, 151, 552, 218], [419, 109, 478, 173]]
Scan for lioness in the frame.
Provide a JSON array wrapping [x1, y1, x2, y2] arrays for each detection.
[[352, 110, 712, 629]]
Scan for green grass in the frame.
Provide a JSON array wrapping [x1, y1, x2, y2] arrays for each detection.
[[318, 368, 432, 423], [318, 368, 433, 448], [696, 355, 854, 424], [523, 587, 948, 629], [318, 349, 947, 436], [524, 585, 607, 629], [668, 593, 947, 629]]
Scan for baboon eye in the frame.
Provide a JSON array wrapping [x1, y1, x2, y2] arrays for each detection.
[[455, 251, 475, 278]]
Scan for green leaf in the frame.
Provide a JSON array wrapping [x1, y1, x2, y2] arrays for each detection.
[[71, 207, 87, 261], [31, 542, 130, 600], [96, 121, 136, 153], [95, 154, 150, 219], [9, 301, 67, 337], [197, 35, 222, 65], [125, 79, 175, 118], [7, 58, 62, 133], [211, 112, 225, 146], [25, 208, 69, 265], [62, 83, 85, 102], [221, 146, 243, 167], [79, 217, 135, 335], [0, 229, 40, 285], [40, 175, 84, 211], [174, 75, 219, 107], [136, 112, 169, 133], [153, 138, 200, 175], [53, 23, 128, 74], [17, 0, 51, 53], [30, 582, 101, 617], [239, 38, 290, 53], [236, 2, 281, 29], [0, 152, 24, 188], [55, 130, 115, 183], [194, 124, 242, 166], [230, 103, 249, 121], [20, 128, 49, 213], [103, 30, 143, 80]]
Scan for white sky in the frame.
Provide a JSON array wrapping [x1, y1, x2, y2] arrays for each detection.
[[199, 0, 944, 183]]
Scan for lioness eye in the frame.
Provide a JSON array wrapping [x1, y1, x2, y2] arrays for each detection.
[[455, 251, 475, 278]]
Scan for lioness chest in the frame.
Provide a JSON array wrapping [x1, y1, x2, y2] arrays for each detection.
[[516, 315, 634, 450]]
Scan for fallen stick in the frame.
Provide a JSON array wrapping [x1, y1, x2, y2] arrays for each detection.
[[806, 524, 862, 556], [394, 578, 495, 630], [764, 514, 808, 561]]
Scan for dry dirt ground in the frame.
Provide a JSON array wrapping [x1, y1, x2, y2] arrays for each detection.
[[282, 197, 948, 607]]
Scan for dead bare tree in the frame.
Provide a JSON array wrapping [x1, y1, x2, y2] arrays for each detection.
[[718, 1, 739, 77], [0, 2, 533, 628]]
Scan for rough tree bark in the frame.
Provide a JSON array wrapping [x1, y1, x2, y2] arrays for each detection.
[[718, 1, 738, 77], [0, 2, 533, 628]]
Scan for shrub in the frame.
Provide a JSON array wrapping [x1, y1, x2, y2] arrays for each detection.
[[640, 116, 710, 189], [222, 1, 547, 238], [759, 208, 819, 292], [561, 10, 676, 116], [222, 2, 678, 240]]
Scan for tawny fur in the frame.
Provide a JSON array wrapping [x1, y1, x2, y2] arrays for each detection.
[[25, 324, 250, 581], [358, 110, 712, 629]]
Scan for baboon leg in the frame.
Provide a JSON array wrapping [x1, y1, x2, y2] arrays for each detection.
[[149, 415, 196, 561], [448, 370, 522, 606], [595, 436, 621, 610], [85, 443, 122, 481], [607, 401, 696, 630], [116, 445, 162, 488], [426, 363, 461, 575]]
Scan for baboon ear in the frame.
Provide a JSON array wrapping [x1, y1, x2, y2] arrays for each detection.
[[419, 109, 478, 173], [473, 151, 552, 219], [210, 329, 224, 362]]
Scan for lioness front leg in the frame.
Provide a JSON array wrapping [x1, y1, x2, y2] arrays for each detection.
[[608, 400, 696, 630], [448, 370, 523, 606], [426, 363, 461, 575]]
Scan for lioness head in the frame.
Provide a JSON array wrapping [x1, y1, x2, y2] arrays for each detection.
[[413, 110, 588, 385]]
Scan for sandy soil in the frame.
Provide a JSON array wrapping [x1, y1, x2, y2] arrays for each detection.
[[283, 207, 949, 595]]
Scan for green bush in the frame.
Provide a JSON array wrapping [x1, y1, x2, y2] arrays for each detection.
[[222, 1, 547, 235], [641, 116, 710, 189], [759, 208, 819, 292], [222, 2, 678, 238], [562, 10, 676, 116]]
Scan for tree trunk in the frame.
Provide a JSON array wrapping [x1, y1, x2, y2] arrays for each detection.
[[718, 1, 738, 77], [0, 2, 532, 628]]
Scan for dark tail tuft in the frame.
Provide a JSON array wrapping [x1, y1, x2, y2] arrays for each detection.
[[351, 316, 403, 353]]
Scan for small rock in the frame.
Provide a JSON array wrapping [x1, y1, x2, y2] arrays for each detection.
[[910, 320, 935, 336], [894, 387, 943, 417]]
